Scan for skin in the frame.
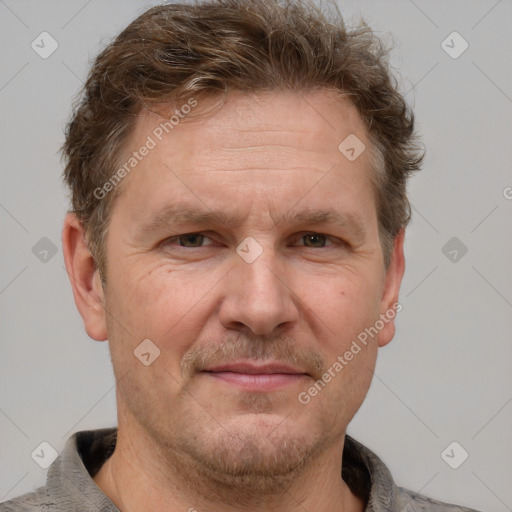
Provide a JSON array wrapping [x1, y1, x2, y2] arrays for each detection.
[[62, 89, 405, 512]]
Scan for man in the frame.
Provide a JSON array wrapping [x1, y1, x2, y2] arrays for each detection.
[[1, 0, 480, 511]]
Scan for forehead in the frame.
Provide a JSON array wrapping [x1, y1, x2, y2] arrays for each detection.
[[113, 89, 376, 229], [127, 89, 370, 166]]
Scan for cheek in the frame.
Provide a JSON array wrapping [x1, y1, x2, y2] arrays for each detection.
[[297, 341, 377, 434], [110, 262, 194, 325], [312, 276, 381, 410], [104, 272, 201, 404], [332, 346, 377, 414], [304, 271, 382, 339], [107, 264, 217, 368]]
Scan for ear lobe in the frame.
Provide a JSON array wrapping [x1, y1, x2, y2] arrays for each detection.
[[62, 213, 108, 341], [377, 228, 406, 348]]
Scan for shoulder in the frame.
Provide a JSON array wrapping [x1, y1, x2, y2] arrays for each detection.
[[0, 486, 48, 511], [344, 436, 481, 512], [393, 486, 481, 512], [0, 428, 118, 512]]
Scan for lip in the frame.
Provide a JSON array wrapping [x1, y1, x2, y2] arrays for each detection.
[[204, 362, 306, 374], [202, 361, 309, 391]]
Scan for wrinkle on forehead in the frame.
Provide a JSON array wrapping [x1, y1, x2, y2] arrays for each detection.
[[113, 89, 375, 232]]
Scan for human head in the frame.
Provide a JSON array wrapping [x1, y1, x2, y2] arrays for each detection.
[[62, 0, 423, 282], [61, 1, 420, 503]]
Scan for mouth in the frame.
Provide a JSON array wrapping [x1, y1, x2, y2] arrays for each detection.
[[201, 361, 310, 391]]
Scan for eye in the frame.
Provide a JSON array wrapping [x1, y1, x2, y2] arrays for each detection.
[[295, 233, 336, 248], [166, 233, 214, 248], [163, 232, 344, 250]]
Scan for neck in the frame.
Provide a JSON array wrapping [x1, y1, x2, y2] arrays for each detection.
[[93, 424, 365, 512]]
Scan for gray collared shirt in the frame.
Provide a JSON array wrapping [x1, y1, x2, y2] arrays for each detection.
[[0, 428, 479, 511]]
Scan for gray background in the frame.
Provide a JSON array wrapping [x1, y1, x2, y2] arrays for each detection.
[[1, 0, 511, 510]]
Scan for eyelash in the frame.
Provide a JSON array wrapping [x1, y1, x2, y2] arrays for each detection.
[[163, 232, 346, 249]]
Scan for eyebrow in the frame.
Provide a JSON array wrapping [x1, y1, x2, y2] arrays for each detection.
[[137, 202, 368, 241]]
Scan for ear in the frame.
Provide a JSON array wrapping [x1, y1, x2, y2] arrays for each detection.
[[377, 228, 406, 348], [62, 213, 108, 341]]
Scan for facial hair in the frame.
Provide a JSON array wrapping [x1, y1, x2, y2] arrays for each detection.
[[152, 333, 334, 502]]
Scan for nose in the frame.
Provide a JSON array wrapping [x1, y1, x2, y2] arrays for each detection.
[[218, 247, 300, 336]]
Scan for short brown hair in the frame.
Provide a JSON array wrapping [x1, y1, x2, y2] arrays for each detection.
[[62, 0, 423, 280]]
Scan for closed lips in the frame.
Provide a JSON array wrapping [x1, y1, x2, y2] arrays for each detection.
[[203, 362, 308, 375]]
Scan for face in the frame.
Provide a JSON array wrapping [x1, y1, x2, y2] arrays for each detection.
[[68, 90, 404, 493]]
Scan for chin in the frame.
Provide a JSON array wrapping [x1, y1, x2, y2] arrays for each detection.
[[168, 410, 331, 497]]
